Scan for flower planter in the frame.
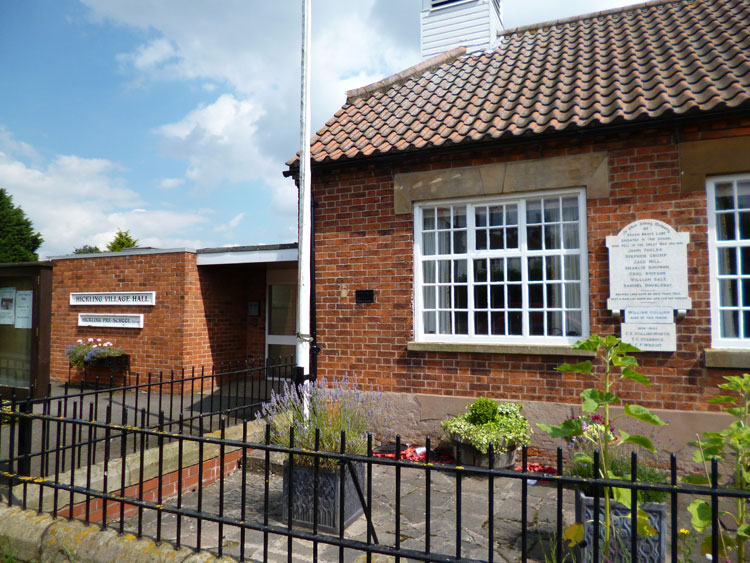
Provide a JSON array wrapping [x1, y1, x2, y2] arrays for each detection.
[[282, 460, 365, 534], [70, 354, 130, 387], [86, 354, 129, 369], [452, 440, 516, 469], [575, 490, 667, 562]]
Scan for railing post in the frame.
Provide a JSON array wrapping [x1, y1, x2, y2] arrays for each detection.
[[17, 398, 33, 477], [293, 366, 305, 387]]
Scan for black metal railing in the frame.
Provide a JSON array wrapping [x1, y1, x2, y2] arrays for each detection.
[[0, 358, 299, 479], [2, 403, 749, 562]]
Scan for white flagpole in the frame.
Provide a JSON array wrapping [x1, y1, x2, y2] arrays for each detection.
[[296, 0, 312, 376]]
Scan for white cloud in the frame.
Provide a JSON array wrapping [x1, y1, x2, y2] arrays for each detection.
[[0, 126, 40, 162], [117, 38, 177, 72], [214, 212, 245, 233], [155, 94, 271, 188], [81, 0, 422, 233], [0, 132, 212, 258], [159, 177, 184, 189]]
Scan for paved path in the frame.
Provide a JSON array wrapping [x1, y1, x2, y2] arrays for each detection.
[[118, 459, 578, 562]]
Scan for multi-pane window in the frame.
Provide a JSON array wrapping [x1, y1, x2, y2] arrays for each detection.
[[707, 175, 750, 347], [415, 190, 588, 344]]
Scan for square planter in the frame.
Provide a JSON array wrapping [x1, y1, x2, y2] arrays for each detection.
[[575, 490, 667, 562], [86, 354, 129, 369], [72, 354, 130, 387], [282, 460, 365, 534]]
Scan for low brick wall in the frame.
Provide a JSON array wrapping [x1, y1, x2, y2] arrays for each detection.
[[9, 421, 265, 521]]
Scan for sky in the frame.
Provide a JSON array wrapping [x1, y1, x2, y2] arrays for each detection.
[[0, 0, 643, 259]]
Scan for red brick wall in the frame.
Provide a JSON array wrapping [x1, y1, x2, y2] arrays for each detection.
[[50, 253, 269, 382], [51, 252, 193, 381], [310, 115, 750, 412], [182, 264, 268, 368]]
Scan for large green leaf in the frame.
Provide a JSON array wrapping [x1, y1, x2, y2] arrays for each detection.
[[572, 337, 601, 352], [562, 522, 584, 547], [709, 395, 738, 405], [612, 354, 638, 368], [619, 430, 656, 452], [687, 499, 711, 532], [681, 474, 710, 485], [692, 444, 724, 463], [537, 419, 582, 439], [616, 342, 641, 354], [727, 407, 744, 419], [556, 360, 592, 374], [738, 523, 750, 539], [621, 367, 650, 385], [624, 404, 666, 426], [612, 484, 631, 509], [580, 389, 618, 413], [636, 508, 657, 537]]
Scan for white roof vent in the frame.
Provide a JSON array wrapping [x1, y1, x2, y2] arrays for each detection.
[[420, 0, 503, 58]]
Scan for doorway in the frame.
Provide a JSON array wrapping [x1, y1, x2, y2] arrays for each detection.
[[265, 268, 297, 368]]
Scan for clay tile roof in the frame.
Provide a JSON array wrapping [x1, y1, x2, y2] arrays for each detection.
[[288, 0, 750, 167]]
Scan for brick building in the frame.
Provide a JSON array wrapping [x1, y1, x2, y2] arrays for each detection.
[[287, 0, 750, 444], [48, 245, 297, 382]]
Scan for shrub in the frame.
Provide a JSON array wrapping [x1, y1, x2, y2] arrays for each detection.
[[467, 396, 499, 425], [441, 399, 532, 454], [258, 375, 385, 468]]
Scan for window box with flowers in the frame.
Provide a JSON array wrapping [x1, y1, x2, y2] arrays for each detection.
[[66, 338, 129, 385]]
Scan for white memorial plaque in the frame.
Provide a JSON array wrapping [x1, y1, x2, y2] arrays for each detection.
[[70, 292, 156, 306], [621, 323, 676, 352], [607, 219, 691, 311], [624, 307, 673, 324], [78, 313, 144, 328]]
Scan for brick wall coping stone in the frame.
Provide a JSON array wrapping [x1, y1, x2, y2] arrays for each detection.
[[50, 248, 197, 260], [0, 504, 232, 562]]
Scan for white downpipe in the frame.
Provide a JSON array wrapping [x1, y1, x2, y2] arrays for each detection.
[[296, 0, 312, 376]]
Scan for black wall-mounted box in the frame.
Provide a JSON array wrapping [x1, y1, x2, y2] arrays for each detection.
[[355, 289, 375, 304]]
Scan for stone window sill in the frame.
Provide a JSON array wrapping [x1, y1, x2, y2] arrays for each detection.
[[704, 349, 750, 369], [406, 341, 595, 357]]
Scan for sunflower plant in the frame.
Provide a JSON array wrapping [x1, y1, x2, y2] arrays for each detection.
[[538, 334, 667, 555]]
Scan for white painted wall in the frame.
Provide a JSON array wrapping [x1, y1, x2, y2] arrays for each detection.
[[421, 0, 503, 58]]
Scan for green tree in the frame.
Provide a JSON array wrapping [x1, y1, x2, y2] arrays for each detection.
[[106, 229, 138, 252], [0, 188, 43, 262], [73, 244, 101, 254]]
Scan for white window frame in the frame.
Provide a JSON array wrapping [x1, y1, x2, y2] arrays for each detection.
[[413, 188, 589, 345], [707, 173, 750, 349]]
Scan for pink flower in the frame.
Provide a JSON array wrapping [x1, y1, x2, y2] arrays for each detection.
[[88, 338, 94, 343], [97, 338, 102, 342], [76, 339, 83, 344], [104, 342, 112, 347]]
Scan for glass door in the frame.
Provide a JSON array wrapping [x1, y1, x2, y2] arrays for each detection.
[[265, 268, 297, 372]]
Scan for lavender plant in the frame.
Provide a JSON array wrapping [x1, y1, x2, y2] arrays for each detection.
[[258, 374, 385, 468]]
